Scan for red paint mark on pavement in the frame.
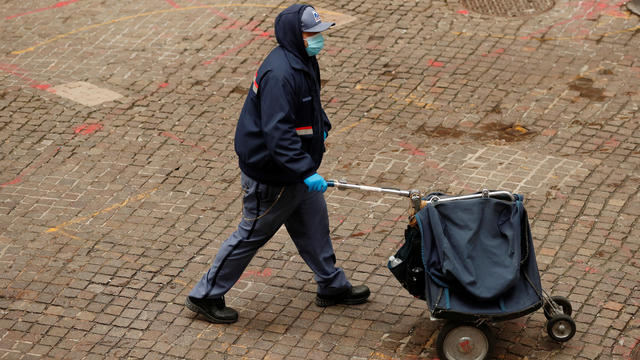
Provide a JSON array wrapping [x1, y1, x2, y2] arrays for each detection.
[[2, 178, 22, 186], [526, 0, 627, 39], [161, 131, 217, 156], [324, 45, 346, 56], [165, 0, 179, 8], [31, 84, 52, 90], [203, 31, 272, 65], [576, 0, 627, 19], [217, 19, 261, 32], [398, 142, 426, 156], [554, 191, 568, 200], [161, 131, 183, 143], [185, 0, 233, 20], [457, 9, 469, 15], [244, 20, 261, 32], [385, 237, 402, 246], [204, 7, 234, 20], [74, 123, 103, 135], [1, 147, 60, 187], [603, 137, 621, 148], [0, 63, 54, 92], [239, 268, 272, 280], [629, 338, 640, 358], [159, 82, 169, 88], [348, 216, 407, 245], [174, 0, 273, 67], [541, 128, 558, 137], [481, 48, 505, 57], [415, 45, 510, 122], [203, 38, 257, 65], [5, 0, 80, 20], [351, 230, 372, 237], [219, 19, 242, 30], [423, 47, 508, 93]]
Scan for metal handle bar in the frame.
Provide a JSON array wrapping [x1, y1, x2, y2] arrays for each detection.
[[327, 180, 516, 206], [427, 189, 516, 205], [327, 180, 412, 197]]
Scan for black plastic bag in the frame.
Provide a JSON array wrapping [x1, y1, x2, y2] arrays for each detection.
[[388, 225, 425, 300]]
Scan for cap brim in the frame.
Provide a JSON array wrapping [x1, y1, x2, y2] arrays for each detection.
[[304, 21, 335, 33]]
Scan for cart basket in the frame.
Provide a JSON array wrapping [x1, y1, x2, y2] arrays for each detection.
[[414, 191, 543, 320]]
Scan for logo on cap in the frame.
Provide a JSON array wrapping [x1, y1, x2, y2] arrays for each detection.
[[312, 10, 320, 23]]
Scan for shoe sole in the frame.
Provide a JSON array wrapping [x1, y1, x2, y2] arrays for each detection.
[[185, 298, 238, 324], [315, 296, 369, 307]]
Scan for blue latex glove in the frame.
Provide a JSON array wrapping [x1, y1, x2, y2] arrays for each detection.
[[303, 173, 327, 193], [324, 131, 327, 140]]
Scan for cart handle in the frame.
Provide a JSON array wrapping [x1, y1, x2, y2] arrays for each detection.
[[427, 190, 516, 205], [327, 179, 412, 197], [327, 180, 516, 205]]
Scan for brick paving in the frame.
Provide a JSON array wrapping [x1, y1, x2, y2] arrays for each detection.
[[0, 0, 638, 359]]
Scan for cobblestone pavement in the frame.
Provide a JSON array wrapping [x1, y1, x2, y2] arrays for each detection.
[[1, 0, 639, 359]]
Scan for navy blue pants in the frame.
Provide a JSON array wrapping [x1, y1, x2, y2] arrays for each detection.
[[190, 173, 350, 299]]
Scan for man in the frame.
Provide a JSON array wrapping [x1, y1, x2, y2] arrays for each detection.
[[185, 4, 370, 324]]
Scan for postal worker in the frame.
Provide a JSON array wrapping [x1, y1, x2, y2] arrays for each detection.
[[186, 4, 370, 324]]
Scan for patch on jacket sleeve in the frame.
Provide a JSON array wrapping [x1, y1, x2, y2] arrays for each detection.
[[252, 71, 258, 94], [295, 126, 313, 136]]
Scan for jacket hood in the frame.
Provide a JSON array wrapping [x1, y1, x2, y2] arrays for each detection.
[[274, 4, 310, 61]]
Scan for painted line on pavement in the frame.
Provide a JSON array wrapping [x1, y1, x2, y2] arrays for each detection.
[[334, 118, 369, 135], [0, 147, 61, 187], [55, 230, 82, 240], [10, 4, 349, 55], [0, 63, 54, 91], [5, 0, 80, 20], [202, 30, 272, 65], [73, 123, 103, 135], [165, 0, 180, 9], [45, 186, 159, 234]]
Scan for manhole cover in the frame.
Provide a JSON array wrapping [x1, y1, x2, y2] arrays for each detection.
[[461, 0, 555, 17]]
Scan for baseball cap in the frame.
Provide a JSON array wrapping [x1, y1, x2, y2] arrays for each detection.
[[300, 6, 335, 32]]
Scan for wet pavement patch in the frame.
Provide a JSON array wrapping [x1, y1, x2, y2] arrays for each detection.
[[473, 122, 533, 142], [422, 123, 533, 143], [417, 125, 465, 138], [461, 0, 555, 17], [569, 77, 607, 101]]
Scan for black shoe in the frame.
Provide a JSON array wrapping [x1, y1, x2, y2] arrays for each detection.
[[315, 285, 371, 307], [185, 296, 238, 324]]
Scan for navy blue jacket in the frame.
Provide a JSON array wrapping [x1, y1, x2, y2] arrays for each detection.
[[234, 4, 331, 185]]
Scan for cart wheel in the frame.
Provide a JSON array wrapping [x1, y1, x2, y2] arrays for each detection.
[[546, 314, 576, 342], [543, 296, 572, 320], [436, 322, 494, 360]]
